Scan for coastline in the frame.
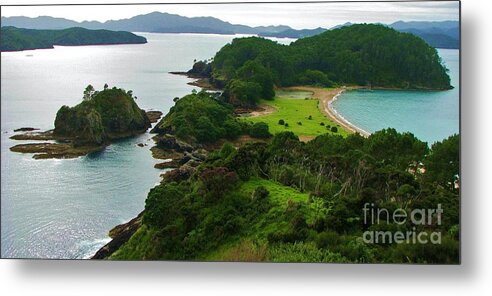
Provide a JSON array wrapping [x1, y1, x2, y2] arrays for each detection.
[[169, 71, 218, 90], [285, 86, 371, 137], [326, 88, 372, 137]]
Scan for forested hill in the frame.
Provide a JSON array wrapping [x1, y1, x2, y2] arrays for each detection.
[[0, 26, 147, 51], [209, 24, 451, 105]]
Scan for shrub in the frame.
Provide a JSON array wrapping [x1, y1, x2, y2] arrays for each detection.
[[199, 167, 238, 201], [316, 231, 341, 249], [337, 238, 376, 263], [252, 186, 269, 200], [219, 142, 236, 159], [267, 242, 348, 263], [251, 186, 271, 212], [249, 122, 271, 138], [278, 119, 285, 125], [331, 126, 338, 133]]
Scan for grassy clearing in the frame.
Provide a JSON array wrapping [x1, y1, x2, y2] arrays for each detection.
[[241, 89, 348, 139], [204, 177, 310, 261], [238, 177, 309, 206]]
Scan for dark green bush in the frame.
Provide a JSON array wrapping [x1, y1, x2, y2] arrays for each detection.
[[249, 122, 271, 139]]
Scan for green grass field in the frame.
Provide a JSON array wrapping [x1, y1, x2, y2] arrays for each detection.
[[241, 89, 348, 139], [238, 177, 309, 206], [204, 177, 310, 261]]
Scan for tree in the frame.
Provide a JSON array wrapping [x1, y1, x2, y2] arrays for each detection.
[[211, 24, 451, 91], [236, 60, 275, 100], [199, 167, 238, 201], [249, 122, 271, 139], [424, 134, 459, 190], [83, 84, 95, 101], [226, 79, 262, 107], [298, 69, 331, 86]]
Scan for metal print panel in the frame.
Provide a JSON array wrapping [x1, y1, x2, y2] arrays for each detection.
[[0, 1, 460, 263]]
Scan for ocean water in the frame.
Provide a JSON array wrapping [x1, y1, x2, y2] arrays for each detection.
[[332, 49, 459, 145], [1, 34, 454, 259], [0, 33, 258, 259]]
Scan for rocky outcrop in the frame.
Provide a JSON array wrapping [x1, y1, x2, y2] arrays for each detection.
[[10, 87, 155, 159], [146, 111, 163, 124], [10, 130, 58, 141], [161, 165, 196, 183], [10, 142, 104, 159], [54, 88, 151, 146], [54, 106, 107, 146], [13, 127, 39, 132], [154, 159, 180, 169], [91, 212, 143, 260], [153, 134, 194, 152]]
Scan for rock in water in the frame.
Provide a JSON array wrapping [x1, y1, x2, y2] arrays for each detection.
[[54, 87, 151, 146]]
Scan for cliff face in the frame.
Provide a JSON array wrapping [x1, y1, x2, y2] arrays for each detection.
[[54, 105, 107, 146], [54, 88, 151, 146]]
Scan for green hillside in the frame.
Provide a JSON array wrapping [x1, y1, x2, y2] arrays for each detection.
[[1, 26, 147, 51]]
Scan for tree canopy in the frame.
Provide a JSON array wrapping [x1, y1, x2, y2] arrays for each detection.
[[1, 26, 147, 51], [151, 91, 247, 143], [208, 24, 451, 106], [113, 130, 460, 263]]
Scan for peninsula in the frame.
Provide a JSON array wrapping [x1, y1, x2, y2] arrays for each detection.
[[86, 24, 458, 264], [0, 26, 147, 52]]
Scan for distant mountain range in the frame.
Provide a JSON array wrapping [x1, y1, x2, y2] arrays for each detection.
[[261, 21, 459, 49], [1, 12, 289, 35], [1, 12, 459, 49]]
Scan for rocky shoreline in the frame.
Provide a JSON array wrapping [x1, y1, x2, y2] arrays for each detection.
[[91, 212, 144, 259], [9, 110, 163, 160], [169, 71, 218, 90], [91, 131, 210, 259]]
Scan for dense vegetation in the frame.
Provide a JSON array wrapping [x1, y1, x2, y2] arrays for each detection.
[[258, 22, 459, 49], [112, 129, 459, 263], [151, 90, 272, 143], [0, 26, 147, 51], [54, 85, 150, 146], [205, 24, 451, 106]]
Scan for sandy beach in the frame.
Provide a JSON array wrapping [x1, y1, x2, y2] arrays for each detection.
[[285, 86, 371, 137]]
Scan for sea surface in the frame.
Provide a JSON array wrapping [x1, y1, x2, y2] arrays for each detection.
[[1, 34, 457, 259], [332, 49, 459, 145], [0, 33, 294, 259]]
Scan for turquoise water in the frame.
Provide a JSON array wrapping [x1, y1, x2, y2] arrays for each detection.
[[332, 49, 459, 145], [1, 35, 454, 259]]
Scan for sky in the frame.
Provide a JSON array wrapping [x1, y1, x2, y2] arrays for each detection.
[[1, 1, 460, 29]]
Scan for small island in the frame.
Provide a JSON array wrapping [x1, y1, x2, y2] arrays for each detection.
[[10, 85, 153, 159], [0, 26, 147, 52]]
